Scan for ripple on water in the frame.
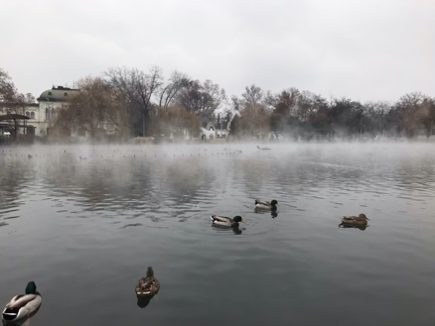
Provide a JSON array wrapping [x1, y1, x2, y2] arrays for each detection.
[[120, 223, 143, 229]]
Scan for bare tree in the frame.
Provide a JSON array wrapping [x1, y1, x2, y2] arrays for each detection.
[[237, 104, 270, 139], [241, 84, 264, 106], [394, 92, 432, 137], [149, 105, 200, 140], [56, 77, 129, 140], [105, 66, 163, 136], [0, 68, 21, 114], [175, 79, 226, 126], [0, 68, 17, 106], [158, 71, 190, 110]]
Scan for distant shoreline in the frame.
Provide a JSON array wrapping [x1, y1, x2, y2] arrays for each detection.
[[2, 136, 435, 147]]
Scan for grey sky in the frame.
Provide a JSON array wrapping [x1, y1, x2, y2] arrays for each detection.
[[1, 0, 433, 103]]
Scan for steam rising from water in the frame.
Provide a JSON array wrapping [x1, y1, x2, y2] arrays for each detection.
[[1, 141, 435, 228]]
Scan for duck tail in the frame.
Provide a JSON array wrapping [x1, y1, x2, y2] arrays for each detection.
[[2, 308, 19, 321]]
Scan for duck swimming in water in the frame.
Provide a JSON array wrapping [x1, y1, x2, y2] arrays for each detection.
[[210, 215, 245, 227], [255, 199, 279, 210], [2, 281, 42, 324], [340, 214, 369, 226], [135, 267, 160, 298]]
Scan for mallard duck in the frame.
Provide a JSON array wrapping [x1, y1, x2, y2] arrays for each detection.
[[210, 215, 245, 227], [341, 214, 369, 226], [135, 267, 160, 298], [255, 199, 279, 210], [2, 282, 42, 323]]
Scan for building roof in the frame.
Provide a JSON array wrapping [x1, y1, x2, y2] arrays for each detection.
[[37, 86, 80, 102]]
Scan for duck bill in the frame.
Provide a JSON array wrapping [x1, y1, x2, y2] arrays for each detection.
[[241, 220, 245, 223]]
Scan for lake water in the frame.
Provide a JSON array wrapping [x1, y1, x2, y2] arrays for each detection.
[[0, 142, 434, 326]]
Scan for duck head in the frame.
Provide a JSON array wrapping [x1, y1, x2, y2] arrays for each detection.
[[233, 216, 245, 223], [25, 281, 37, 294], [146, 267, 154, 277]]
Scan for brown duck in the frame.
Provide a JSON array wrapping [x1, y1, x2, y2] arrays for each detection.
[[341, 214, 369, 226], [135, 267, 160, 298]]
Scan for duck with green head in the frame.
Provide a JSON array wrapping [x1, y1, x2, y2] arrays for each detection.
[[210, 215, 245, 227], [255, 199, 279, 210], [2, 281, 42, 324]]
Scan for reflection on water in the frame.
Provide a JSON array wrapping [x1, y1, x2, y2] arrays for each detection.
[[254, 207, 278, 219], [338, 223, 369, 231], [211, 224, 243, 235], [136, 295, 152, 309], [1, 143, 435, 326]]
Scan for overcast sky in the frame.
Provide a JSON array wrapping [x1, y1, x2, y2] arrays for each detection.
[[0, 0, 433, 103]]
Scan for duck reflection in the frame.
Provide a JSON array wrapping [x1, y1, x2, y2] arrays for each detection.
[[136, 295, 152, 309], [212, 224, 243, 235], [338, 223, 368, 231], [231, 226, 243, 235], [254, 207, 278, 219]]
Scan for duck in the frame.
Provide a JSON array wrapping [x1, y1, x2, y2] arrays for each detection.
[[257, 145, 271, 150], [135, 267, 160, 298], [210, 215, 245, 227], [255, 199, 279, 210], [341, 214, 369, 226], [2, 281, 42, 323]]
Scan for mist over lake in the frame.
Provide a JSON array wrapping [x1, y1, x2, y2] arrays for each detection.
[[1, 142, 434, 326]]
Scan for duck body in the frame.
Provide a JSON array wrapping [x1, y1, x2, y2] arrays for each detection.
[[135, 267, 160, 298], [341, 214, 369, 226], [255, 199, 279, 210], [210, 215, 244, 227], [2, 282, 42, 323]]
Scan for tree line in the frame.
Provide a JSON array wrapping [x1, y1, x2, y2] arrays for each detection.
[[56, 67, 227, 141], [231, 85, 435, 141], [1, 67, 434, 141]]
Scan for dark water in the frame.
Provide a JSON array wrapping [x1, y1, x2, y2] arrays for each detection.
[[1, 143, 434, 326]]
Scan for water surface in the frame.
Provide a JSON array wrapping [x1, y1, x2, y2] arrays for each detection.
[[1, 143, 434, 326]]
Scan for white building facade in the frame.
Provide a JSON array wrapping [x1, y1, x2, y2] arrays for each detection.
[[24, 86, 81, 136]]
